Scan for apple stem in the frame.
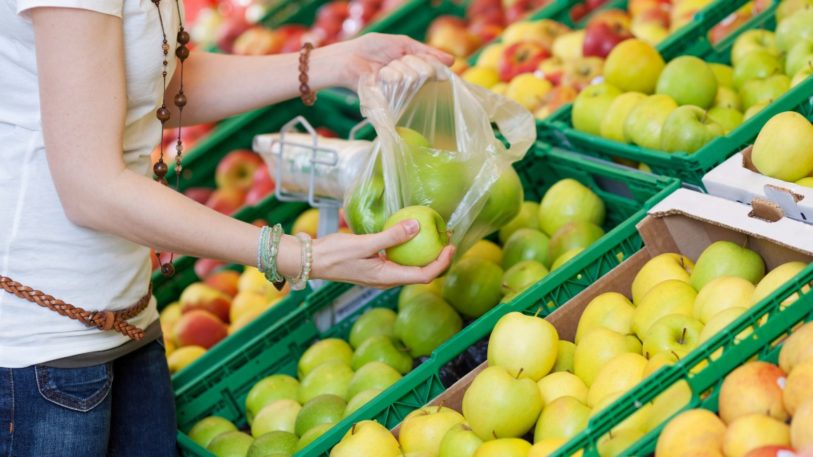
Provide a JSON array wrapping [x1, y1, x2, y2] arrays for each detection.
[[516, 368, 524, 379], [534, 307, 542, 318], [679, 327, 687, 345], [352, 423, 357, 435], [671, 350, 681, 360], [492, 430, 498, 440]]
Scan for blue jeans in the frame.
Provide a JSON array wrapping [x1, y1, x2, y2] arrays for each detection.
[[0, 339, 178, 457]]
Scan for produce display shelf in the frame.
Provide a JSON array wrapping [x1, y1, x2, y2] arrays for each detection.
[[552, 263, 813, 457], [546, 0, 813, 188], [171, 144, 680, 456]]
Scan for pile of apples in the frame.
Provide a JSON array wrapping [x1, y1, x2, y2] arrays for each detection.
[[324, 240, 808, 457], [160, 266, 291, 374], [572, 0, 813, 155], [655, 321, 813, 457], [747, 111, 813, 187]]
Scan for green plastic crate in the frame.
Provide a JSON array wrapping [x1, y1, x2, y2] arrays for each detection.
[[172, 145, 679, 456], [547, 0, 813, 188], [546, 263, 813, 457]]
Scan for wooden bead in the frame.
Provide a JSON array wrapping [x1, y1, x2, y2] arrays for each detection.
[[160, 262, 175, 277], [175, 45, 189, 60], [162, 42, 170, 53], [156, 106, 170, 122], [173, 92, 187, 107], [177, 30, 190, 45], [153, 160, 168, 178]]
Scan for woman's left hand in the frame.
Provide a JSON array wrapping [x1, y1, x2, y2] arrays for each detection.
[[320, 33, 454, 90]]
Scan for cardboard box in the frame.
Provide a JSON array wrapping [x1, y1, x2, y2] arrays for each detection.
[[392, 188, 813, 437], [703, 146, 813, 225]]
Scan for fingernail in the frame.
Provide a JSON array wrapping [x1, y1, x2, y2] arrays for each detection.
[[404, 219, 419, 235]]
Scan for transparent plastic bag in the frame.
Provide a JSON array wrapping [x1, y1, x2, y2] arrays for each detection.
[[343, 58, 536, 252]]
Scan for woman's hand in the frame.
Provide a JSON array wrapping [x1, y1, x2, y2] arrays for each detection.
[[319, 33, 454, 90], [310, 219, 454, 289]]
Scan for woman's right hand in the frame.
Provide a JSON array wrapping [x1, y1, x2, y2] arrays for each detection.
[[309, 219, 454, 289]]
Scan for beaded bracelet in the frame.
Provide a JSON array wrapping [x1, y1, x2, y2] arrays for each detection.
[[288, 233, 313, 291], [257, 224, 286, 290]]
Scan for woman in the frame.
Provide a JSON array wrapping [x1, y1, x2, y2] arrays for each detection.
[[0, 0, 454, 454]]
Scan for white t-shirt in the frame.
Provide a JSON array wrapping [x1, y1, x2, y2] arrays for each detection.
[[0, 0, 183, 367]]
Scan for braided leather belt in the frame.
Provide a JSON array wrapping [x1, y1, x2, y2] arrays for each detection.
[[0, 275, 151, 341]]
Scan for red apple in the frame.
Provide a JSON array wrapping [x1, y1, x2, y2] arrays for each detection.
[[628, 0, 670, 17], [498, 41, 550, 82], [427, 15, 468, 38], [634, 5, 670, 27], [427, 19, 482, 57], [505, 0, 533, 23], [215, 149, 264, 191], [586, 0, 610, 10], [315, 1, 350, 39], [216, 16, 252, 53], [583, 10, 634, 58], [204, 270, 240, 297], [469, 19, 504, 43], [180, 283, 232, 323], [709, 12, 750, 45], [537, 56, 566, 85], [244, 164, 275, 206], [315, 127, 339, 138], [562, 56, 604, 90], [467, 0, 502, 18], [277, 24, 308, 53], [570, 3, 589, 22], [183, 187, 214, 205], [173, 309, 229, 349], [744, 446, 798, 457], [251, 219, 267, 228], [195, 258, 226, 279], [205, 188, 246, 215]]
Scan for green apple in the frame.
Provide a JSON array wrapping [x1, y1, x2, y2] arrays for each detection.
[[245, 375, 300, 425], [405, 147, 468, 223], [693, 276, 755, 324], [708, 106, 744, 134], [744, 100, 770, 120], [298, 338, 353, 378], [439, 423, 482, 457], [786, 41, 813, 76], [349, 307, 397, 349], [597, 429, 646, 457], [351, 335, 413, 374], [643, 351, 679, 378], [252, 399, 302, 437], [792, 63, 813, 86], [537, 371, 589, 404], [554, 340, 576, 373], [731, 29, 780, 66], [189, 416, 238, 448], [752, 111, 813, 181], [753, 261, 809, 305], [778, 0, 813, 21], [247, 431, 297, 457], [587, 352, 648, 407], [474, 438, 532, 457], [740, 74, 791, 110], [207, 431, 254, 457], [572, 82, 623, 135], [345, 172, 386, 235], [398, 277, 444, 311], [604, 39, 666, 94], [502, 228, 550, 269], [474, 166, 524, 233], [624, 94, 679, 150], [656, 56, 718, 108], [295, 394, 346, 437], [733, 50, 783, 89], [348, 362, 402, 399], [660, 105, 725, 154], [551, 248, 584, 271], [574, 328, 642, 387], [384, 206, 449, 267], [534, 396, 591, 441], [395, 293, 462, 357], [646, 380, 691, 432], [399, 406, 466, 455], [631, 253, 694, 305], [714, 86, 741, 110], [330, 420, 401, 457], [642, 314, 703, 359], [463, 239, 503, 266], [443, 257, 504, 318], [501, 260, 549, 298], [699, 307, 748, 344], [776, 8, 813, 51], [548, 222, 604, 262], [710, 63, 735, 88], [488, 311, 559, 381], [462, 365, 543, 439], [575, 292, 635, 344], [499, 201, 541, 244], [299, 360, 354, 403], [538, 178, 605, 236], [600, 92, 647, 143], [296, 423, 332, 452], [397, 126, 431, 149], [632, 279, 697, 339], [690, 240, 765, 290], [344, 389, 383, 417]]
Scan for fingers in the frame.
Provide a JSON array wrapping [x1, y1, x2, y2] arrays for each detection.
[[375, 244, 455, 287], [361, 219, 420, 255], [407, 38, 454, 66]]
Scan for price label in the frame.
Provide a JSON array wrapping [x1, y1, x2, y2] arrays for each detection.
[[313, 286, 383, 332]]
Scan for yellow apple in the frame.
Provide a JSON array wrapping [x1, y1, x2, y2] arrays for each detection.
[[528, 438, 575, 457], [693, 276, 754, 324], [538, 371, 589, 405], [230, 291, 270, 323], [554, 340, 576, 373], [574, 328, 642, 386], [779, 321, 813, 373], [505, 73, 552, 111], [462, 239, 503, 266], [477, 44, 505, 69], [698, 307, 748, 346], [631, 253, 695, 305], [159, 302, 182, 331], [647, 380, 692, 433], [632, 280, 697, 339], [719, 361, 789, 424], [239, 266, 270, 295], [474, 438, 531, 457], [488, 312, 559, 381], [587, 353, 648, 407], [534, 396, 592, 441], [655, 409, 726, 457], [400, 406, 466, 455], [462, 67, 500, 89], [575, 292, 635, 344], [631, 20, 669, 46], [604, 39, 665, 94], [592, 391, 651, 434], [597, 428, 646, 457], [643, 351, 679, 378], [791, 399, 813, 450], [331, 420, 401, 457], [753, 261, 809, 306], [722, 414, 791, 457], [751, 111, 813, 182], [783, 359, 813, 416], [502, 19, 569, 47], [490, 82, 508, 95], [600, 92, 647, 143], [552, 30, 585, 61]]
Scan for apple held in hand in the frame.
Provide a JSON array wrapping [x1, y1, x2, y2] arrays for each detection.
[[624, 94, 678, 150], [751, 111, 813, 182], [572, 82, 622, 136], [660, 105, 725, 154], [656, 56, 718, 108], [462, 366, 543, 440], [604, 38, 665, 94], [383, 206, 449, 267]]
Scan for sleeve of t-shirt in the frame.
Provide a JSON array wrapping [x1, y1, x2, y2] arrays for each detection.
[[17, 0, 124, 19]]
